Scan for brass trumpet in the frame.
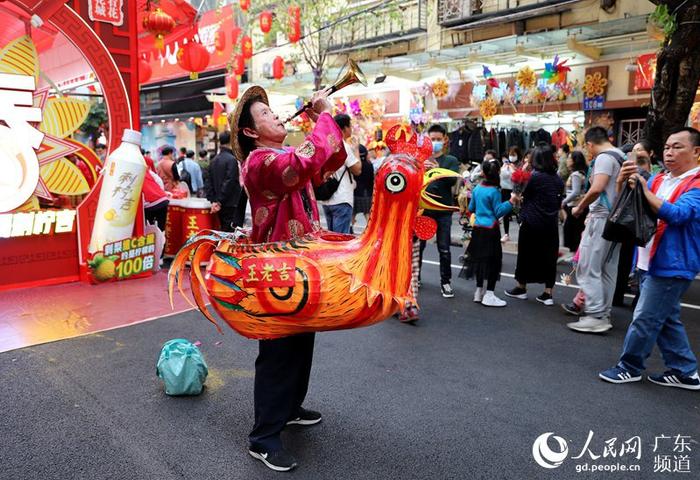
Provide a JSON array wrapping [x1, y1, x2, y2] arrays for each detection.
[[285, 59, 367, 123]]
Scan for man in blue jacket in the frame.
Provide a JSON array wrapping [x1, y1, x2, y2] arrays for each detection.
[[599, 128, 700, 390]]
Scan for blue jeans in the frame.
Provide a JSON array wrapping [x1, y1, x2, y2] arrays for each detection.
[[323, 203, 353, 234], [618, 273, 697, 376], [419, 212, 453, 285]]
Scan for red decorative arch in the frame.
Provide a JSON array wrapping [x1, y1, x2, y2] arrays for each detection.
[[8, 0, 139, 152]]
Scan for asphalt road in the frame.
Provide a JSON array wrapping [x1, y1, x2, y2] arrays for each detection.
[[1, 245, 699, 480]]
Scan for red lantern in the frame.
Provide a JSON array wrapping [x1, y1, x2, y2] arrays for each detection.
[[226, 73, 239, 100], [215, 28, 226, 55], [260, 11, 273, 34], [139, 57, 152, 85], [231, 26, 242, 47], [288, 6, 301, 44], [232, 54, 245, 76], [272, 56, 284, 80], [239, 0, 250, 12], [177, 41, 210, 80], [241, 35, 253, 60], [143, 8, 175, 51]]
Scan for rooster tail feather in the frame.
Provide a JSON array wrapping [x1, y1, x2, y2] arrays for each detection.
[[168, 242, 198, 310], [167, 234, 219, 312], [190, 242, 223, 334]]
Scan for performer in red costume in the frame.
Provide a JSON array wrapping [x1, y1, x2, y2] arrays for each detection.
[[230, 85, 346, 472]]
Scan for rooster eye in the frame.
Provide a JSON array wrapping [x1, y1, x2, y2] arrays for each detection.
[[385, 173, 406, 193]]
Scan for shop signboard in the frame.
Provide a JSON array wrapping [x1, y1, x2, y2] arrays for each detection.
[[583, 96, 605, 111], [88, 0, 125, 26]]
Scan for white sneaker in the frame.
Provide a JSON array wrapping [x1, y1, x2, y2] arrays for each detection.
[[500, 233, 510, 243], [567, 316, 613, 333], [481, 291, 506, 307], [473, 287, 485, 303]]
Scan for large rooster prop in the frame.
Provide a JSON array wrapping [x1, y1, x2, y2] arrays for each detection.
[[169, 125, 459, 339]]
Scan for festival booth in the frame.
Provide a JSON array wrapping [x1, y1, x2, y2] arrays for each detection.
[[0, 0, 143, 291]]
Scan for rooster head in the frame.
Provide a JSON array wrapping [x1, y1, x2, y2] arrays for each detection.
[[369, 125, 461, 241]]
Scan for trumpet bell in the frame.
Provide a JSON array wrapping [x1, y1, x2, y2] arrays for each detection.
[[331, 59, 367, 92], [285, 59, 367, 123]]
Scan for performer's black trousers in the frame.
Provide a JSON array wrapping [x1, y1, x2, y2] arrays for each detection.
[[249, 332, 315, 452]]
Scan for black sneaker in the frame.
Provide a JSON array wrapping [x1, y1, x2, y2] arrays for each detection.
[[504, 286, 527, 300], [249, 448, 298, 472], [647, 371, 700, 391], [561, 303, 583, 316], [536, 292, 554, 306], [441, 283, 455, 298], [286, 408, 322, 426]]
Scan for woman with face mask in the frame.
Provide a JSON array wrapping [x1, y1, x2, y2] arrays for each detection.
[[499, 147, 521, 242]]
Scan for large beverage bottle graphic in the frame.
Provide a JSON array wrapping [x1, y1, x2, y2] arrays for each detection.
[[88, 129, 147, 253]]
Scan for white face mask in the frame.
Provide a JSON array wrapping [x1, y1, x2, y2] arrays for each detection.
[[508, 155, 517, 163]]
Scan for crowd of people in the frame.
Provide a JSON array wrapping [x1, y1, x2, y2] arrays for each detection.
[[152, 84, 697, 473], [139, 132, 249, 236]]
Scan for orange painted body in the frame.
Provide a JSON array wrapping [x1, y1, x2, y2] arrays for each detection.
[[169, 126, 458, 339]]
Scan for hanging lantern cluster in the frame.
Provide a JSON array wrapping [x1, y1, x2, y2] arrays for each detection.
[[241, 35, 253, 60], [272, 56, 284, 80], [260, 11, 273, 34], [226, 73, 239, 100], [215, 28, 226, 55], [239, 0, 250, 12], [177, 40, 210, 80], [288, 5, 301, 44], [232, 54, 245, 76], [143, 8, 175, 51], [231, 26, 242, 47]]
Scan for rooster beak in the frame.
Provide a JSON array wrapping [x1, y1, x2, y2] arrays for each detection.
[[419, 168, 462, 211]]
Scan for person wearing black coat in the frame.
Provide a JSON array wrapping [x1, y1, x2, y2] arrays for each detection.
[[208, 131, 247, 231]]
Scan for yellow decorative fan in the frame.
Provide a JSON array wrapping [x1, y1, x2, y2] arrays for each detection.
[[39, 97, 91, 139], [0, 35, 39, 80], [40, 158, 90, 195], [13, 196, 40, 212]]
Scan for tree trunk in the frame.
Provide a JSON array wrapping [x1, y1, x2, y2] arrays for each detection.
[[644, 0, 700, 158], [313, 67, 323, 90]]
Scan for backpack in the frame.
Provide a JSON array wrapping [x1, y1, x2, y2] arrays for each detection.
[[586, 149, 625, 210], [314, 167, 348, 201], [179, 161, 193, 192]]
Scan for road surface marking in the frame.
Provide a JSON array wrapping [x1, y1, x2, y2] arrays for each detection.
[[421, 260, 700, 311]]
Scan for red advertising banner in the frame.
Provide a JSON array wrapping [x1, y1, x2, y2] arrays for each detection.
[[0, 210, 79, 290], [635, 53, 657, 92], [145, 4, 237, 84]]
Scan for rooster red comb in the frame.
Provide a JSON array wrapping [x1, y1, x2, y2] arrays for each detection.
[[384, 125, 433, 162]]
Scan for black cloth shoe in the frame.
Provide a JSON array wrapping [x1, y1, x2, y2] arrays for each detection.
[[286, 408, 322, 426], [249, 448, 298, 472]]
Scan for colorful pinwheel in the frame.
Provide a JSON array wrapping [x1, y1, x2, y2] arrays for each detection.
[[482, 65, 500, 89], [543, 56, 571, 85]]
